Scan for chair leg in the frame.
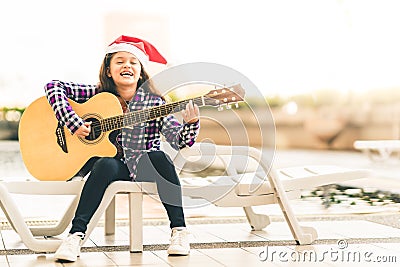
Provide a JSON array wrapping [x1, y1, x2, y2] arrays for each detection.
[[29, 195, 80, 237], [268, 169, 318, 245], [0, 184, 62, 252], [105, 196, 116, 235], [83, 187, 121, 246], [129, 192, 143, 252], [243, 206, 271, 231]]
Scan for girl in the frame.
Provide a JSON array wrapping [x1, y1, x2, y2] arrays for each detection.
[[46, 35, 200, 262]]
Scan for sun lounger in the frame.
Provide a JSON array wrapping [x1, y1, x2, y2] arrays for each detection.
[[354, 140, 400, 161], [0, 143, 369, 253]]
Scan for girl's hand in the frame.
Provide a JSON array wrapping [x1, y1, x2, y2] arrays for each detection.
[[75, 121, 92, 138], [182, 100, 199, 124]]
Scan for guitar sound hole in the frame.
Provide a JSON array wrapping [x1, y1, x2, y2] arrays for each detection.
[[84, 117, 102, 141]]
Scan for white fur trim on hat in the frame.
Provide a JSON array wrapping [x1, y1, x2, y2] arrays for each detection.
[[105, 43, 149, 66]]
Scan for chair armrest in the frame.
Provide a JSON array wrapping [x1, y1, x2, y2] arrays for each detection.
[[1, 180, 85, 195]]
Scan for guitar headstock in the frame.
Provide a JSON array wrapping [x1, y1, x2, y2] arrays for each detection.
[[203, 84, 245, 110]]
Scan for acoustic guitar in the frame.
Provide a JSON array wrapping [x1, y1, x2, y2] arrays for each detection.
[[19, 84, 245, 181]]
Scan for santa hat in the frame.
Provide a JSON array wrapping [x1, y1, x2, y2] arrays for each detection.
[[105, 35, 167, 66]]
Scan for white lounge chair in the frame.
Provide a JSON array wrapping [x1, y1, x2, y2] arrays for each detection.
[[354, 140, 400, 161], [0, 143, 369, 253]]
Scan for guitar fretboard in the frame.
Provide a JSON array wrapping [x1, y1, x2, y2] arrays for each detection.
[[101, 97, 204, 132]]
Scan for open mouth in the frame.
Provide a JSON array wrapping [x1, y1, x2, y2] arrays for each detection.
[[120, 72, 133, 77]]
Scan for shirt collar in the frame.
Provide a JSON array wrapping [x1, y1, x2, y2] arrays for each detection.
[[133, 86, 146, 102]]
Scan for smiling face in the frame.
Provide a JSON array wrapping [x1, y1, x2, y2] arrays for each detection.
[[107, 51, 142, 97]]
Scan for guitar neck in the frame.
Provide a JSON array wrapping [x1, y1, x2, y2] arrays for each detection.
[[101, 96, 203, 132]]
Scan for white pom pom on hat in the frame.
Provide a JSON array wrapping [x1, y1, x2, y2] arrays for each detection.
[[105, 35, 167, 66]]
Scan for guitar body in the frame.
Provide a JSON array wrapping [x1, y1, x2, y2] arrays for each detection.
[[19, 93, 121, 181]]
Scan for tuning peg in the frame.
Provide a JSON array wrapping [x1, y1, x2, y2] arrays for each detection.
[[226, 104, 232, 109], [235, 102, 239, 108], [217, 106, 224, 111]]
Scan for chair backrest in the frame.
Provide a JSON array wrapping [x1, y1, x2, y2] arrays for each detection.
[[164, 142, 265, 177]]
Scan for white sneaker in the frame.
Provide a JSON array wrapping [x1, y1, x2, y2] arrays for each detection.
[[167, 227, 190, 256], [54, 232, 84, 262]]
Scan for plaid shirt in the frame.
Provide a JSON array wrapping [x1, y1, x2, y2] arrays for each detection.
[[45, 80, 200, 179]]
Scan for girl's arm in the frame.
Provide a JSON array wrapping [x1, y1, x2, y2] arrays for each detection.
[[44, 80, 98, 134], [160, 114, 200, 150]]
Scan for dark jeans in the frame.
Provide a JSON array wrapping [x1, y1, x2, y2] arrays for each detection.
[[69, 151, 186, 234]]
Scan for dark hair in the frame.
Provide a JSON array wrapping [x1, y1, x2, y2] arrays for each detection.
[[98, 53, 162, 97]]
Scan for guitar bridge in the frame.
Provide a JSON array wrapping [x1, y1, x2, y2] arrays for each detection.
[[55, 122, 68, 153]]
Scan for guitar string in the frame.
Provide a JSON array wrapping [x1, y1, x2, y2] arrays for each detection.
[[79, 87, 239, 136], [86, 96, 216, 135], [87, 98, 193, 134]]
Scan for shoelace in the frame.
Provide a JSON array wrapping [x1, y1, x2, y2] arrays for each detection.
[[63, 235, 82, 251], [170, 231, 187, 246]]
